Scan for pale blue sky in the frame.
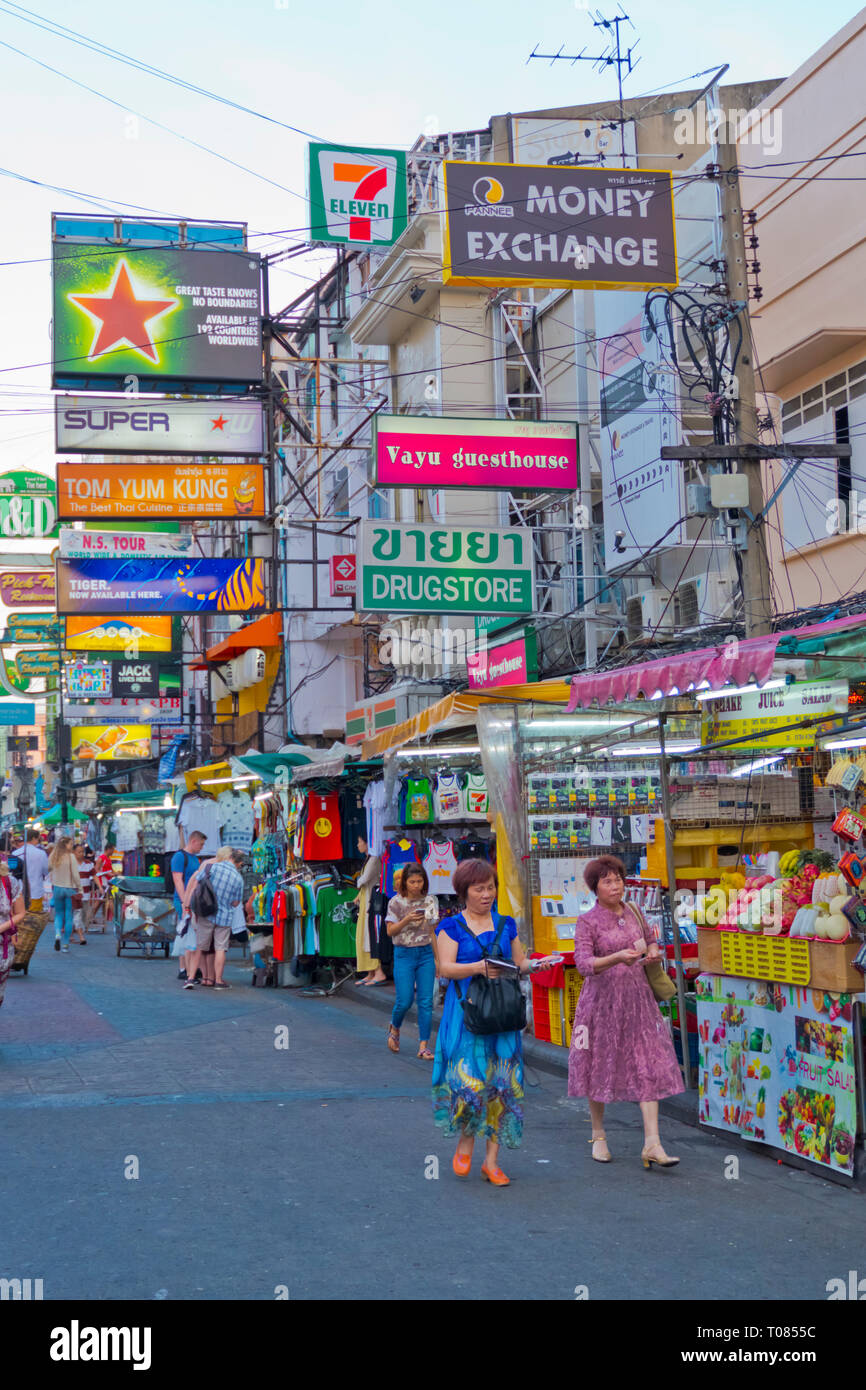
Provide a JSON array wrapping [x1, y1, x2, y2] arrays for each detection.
[[0, 0, 861, 499]]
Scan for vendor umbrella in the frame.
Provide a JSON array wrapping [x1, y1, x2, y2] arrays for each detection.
[[41, 803, 89, 826]]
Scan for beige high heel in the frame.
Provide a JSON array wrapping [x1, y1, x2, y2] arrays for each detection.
[[589, 1132, 612, 1162], [641, 1136, 679, 1168]]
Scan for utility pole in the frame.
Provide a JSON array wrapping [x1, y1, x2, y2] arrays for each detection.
[[717, 139, 773, 638]]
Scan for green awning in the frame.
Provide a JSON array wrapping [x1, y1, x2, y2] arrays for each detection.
[[42, 803, 90, 824]]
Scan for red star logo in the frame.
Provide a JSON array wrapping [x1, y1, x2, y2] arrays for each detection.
[[211, 415, 228, 431], [68, 259, 178, 364]]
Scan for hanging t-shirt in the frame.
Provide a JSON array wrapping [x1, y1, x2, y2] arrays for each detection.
[[462, 773, 489, 819], [339, 787, 367, 853], [302, 792, 344, 861], [381, 839, 421, 896], [111, 813, 141, 852], [433, 773, 463, 822], [164, 818, 180, 854], [422, 839, 458, 895], [218, 790, 255, 851], [316, 884, 358, 957], [177, 795, 223, 857], [140, 812, 166, 855], [405, 776, 434, 825]]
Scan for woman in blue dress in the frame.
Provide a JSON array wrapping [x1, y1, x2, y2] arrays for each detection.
[[433, 858, 558, 1186]]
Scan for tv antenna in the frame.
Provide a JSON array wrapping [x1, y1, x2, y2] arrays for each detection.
[[527, 6, 641, 163]]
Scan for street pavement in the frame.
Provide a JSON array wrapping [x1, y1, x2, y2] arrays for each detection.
[[1, 929, 863, 1302]]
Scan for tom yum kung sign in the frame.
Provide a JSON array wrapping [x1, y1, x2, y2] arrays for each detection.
[[441, 163, 678, 291], [372, 416, 578, 491], [358, 522, 534, 615]]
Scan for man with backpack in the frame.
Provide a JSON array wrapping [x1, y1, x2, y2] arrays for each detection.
[[182, 846, 244, 991], [171, 830, 206, 983]]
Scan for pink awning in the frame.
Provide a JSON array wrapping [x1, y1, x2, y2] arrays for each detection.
[[566, 611, 866, 711]]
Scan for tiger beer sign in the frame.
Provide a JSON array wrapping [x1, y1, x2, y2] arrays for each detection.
[[56, 461, 265, 520]]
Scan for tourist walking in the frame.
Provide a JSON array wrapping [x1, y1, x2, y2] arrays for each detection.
[[49, 837, 82, 954], [567, 855, 684, 1168], [0, 855, 25, 1009], [73, 844, 93, 945], [182, 847, 244, 991], [432, 858, 559, 1186], [385, 863, 438, 1058], [171, 830, 206, 982]]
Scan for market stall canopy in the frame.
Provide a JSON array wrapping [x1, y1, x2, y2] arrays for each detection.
[[233, 749, 317, 781], [100, 789, 170, 809], [565, 611, 866, 711], [42, 803, 89, 824], [360, 681, 571, 759]]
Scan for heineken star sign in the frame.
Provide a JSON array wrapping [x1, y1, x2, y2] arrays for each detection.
[[0, 471, 58, 538], [308, 143, 408, 247], [358, 522, 535, 615]]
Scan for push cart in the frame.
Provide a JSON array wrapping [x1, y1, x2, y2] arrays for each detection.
[[10, 908, 51, 976], [114, 876, 175, 957]]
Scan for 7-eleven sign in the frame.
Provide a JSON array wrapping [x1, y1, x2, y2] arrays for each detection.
[[308, 142, 408, 247]]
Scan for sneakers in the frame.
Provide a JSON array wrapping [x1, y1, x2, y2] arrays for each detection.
[[177, 969, 187, 980], [54, 937, 61, 952], [182, 979, 196, 990], [61, 945, 70, 954]]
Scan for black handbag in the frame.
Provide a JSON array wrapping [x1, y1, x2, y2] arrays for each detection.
[[189, 863, 217, 919], [460, 918, 527, 1036]]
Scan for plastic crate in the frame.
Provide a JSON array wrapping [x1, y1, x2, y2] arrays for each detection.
[[564, 968, 583, 1024], [548, 987, 565, 1046], [719, 930, 810, 986]]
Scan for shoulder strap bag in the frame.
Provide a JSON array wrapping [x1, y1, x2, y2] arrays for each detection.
[[624, 900, 675, 1002], [189, 862, 218, 919], [459, 916, 527, 1036]]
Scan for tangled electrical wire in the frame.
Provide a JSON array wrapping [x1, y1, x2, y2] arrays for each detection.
[[644, 287, 743, 448]]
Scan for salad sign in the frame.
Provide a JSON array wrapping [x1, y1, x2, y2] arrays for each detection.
[[357, 522, 535, 615], [697, 972, 856, 1172]]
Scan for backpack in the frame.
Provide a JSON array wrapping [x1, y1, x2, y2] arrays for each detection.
[[189, 863, 218, 919]]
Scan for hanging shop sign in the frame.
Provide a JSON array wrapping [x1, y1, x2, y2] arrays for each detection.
[[372, 416, 578, 491], [0, 701, 36, 725], [110, 659, 159, 698], [329, 554, 357, 596], [69, 725, 152, 760], [702, 680, 849, 751], [308, 142, 408, 247], [358, 521, 535, 615], [441, 162, 677, 291], [65, 697, 181, 724], [697, 973, 856, 1174], [56, 556, 267, 615], [56, 461, 266, 521], [56, 394, 265, 456], [0, 471, 58, 538], [15, 649, 60, 680], [52, 244, 263, 388], [0, 570, 56, 607], [466, 629, 538, 690], [64, 616, 173, 653], [596, 293, 685, 571], [3, 613, 61, 644], [66, 663, 112, 698], [59, 528, 195, 560]]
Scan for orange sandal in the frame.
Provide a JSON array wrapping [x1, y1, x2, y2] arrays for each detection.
[[480, 1164, 510, 1186], [453, 1147, 473, 1177], [387, 1025, 400, 1053], [417, 1042, 434, 1060]]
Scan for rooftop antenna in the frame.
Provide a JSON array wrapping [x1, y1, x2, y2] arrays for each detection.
[[527, 6, 640, 163]]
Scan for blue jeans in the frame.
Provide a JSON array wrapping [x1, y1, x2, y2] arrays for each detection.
[[391, 944, 435, 1040], [53, 886, 76, 944]]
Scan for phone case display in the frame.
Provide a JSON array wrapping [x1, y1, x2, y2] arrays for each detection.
[[527, 774, 553, 810], [433, 772, 463, 822], [697, 973, 856, 1172]]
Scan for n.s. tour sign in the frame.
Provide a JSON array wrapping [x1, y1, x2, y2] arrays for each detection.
[[358, 522, 534, 615], [372, 416, 578, 491], [442, 162, 677, 291]]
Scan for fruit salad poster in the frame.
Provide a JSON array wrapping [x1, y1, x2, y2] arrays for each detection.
[[696, 973, 856, 1173]]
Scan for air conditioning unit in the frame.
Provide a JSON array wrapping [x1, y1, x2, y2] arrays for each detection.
[[675, 576, 734, 628], [626, 589, 675, 642]]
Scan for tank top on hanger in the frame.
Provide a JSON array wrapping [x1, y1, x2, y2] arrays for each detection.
[[302, 791, 344, 861], [433, 772, 462, 821], [463, 772, 489, 819], [405, 776, 434, 825], [422, 839, 458, 895], [382, 839, 421, 896]]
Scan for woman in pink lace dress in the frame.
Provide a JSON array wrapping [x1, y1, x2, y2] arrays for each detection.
[[568, 855, 683, 1167]]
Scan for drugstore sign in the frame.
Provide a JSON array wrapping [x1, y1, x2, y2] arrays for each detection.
[[358, 522, 534, 615]]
